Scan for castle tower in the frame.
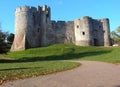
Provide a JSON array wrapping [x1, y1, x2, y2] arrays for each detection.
[[101, 18, 111, 46], [74, 16, 93, 46], [11, 6, 30, 51], [40, 5, 51, 46], [11, 5, 51, 51]]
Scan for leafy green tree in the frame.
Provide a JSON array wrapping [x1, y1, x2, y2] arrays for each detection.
[[7, 33, 14, 44], [111, 31, 120, 38], [111, 26, 120, 45], [0, 30, 8, 53], [0, 23, 13, 53], [117, 26, 120, 33]]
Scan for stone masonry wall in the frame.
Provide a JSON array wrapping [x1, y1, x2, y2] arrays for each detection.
[[74, 17, 92, 46], [100, 18, 111, 46], [50, 21, 75, 44], [91, 19, 104, 46], [74, 16, 109, 46]]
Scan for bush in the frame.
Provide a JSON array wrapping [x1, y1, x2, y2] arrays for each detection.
[[0, 30, 14, 53]]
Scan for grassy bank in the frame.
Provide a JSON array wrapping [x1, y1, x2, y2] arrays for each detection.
[[0, 44, 120, 84], [6, 44, 120, 63]]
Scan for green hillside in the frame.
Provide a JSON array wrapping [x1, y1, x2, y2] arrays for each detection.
[[0, 44, 120, 84], [6, 44, 120, 63]]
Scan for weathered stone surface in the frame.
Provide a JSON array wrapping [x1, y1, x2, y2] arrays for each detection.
[[11, 5, 111, 51], [100, 18, 111, 46], [74, 16, 110, 46], [50, 21, 75, 44], [11, 5, 51, 51]]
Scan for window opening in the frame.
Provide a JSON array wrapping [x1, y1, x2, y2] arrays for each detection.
[[77, 25, 79, 28], [82, 32, 85, 35]]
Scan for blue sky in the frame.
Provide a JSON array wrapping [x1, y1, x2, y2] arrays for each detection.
[[0, 0, 119, 33]]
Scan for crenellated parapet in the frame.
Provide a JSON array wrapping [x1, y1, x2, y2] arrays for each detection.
[[15, 6, 30, 13], [15, 5, 50, 14]]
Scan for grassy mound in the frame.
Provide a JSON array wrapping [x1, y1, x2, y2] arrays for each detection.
[[0, 44, 120, 84], [5, 44, 120, 63]]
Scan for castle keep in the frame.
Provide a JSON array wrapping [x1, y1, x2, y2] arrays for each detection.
[[11, 5, 111, 51]]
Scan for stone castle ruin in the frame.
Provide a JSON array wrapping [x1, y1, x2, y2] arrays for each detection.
[[11, 5, 111, 51]]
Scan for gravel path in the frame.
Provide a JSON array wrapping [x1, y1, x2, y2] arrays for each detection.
[[1, 61, 120, 87]]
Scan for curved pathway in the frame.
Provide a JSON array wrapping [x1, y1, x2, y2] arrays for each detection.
[[1, 61, 120, 87]]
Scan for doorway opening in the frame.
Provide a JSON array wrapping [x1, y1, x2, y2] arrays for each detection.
[[94, 39, 98, 46]]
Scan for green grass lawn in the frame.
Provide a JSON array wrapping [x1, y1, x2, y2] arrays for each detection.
[[5, 44, 120, 63], [0, 61, 79, 81], [0, 44, 120, 84]]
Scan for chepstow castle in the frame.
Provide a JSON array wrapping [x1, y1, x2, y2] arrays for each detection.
[[11, 5, 111, 51]]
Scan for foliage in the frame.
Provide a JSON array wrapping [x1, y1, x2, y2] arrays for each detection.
[[7, 33, 14, 44], [110, 31, 120, 44], [0, 27, 14, 53], [110, 26, 120, 45], [116, 26, 120, 33], [0, 30, 9, 53]]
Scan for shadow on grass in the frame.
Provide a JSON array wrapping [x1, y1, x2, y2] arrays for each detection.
[[0, 67, 43, 71], [0, 50, 112, 63]]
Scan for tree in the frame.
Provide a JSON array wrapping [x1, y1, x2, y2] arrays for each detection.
[[117, 26, 120, 33], [0, 23, 14, 53], [7, 33, 14, 44], [111, 31, 120, 39], [110, 26, 120, 45], [0, 30, 8, 53]]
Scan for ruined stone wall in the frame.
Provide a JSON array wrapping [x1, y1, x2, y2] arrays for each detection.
[[74, 16, 92, 46], [91, 18, 111, 47], [53, 21, 66, 43], [100, 18, 111, 46], [25, 7, 41, 48], [74, 16, 109, 46], [50, 21, 74, 44], [91, 19, 104, 46], [40, 5, 51, 46], [65, 21, 75, 44]]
